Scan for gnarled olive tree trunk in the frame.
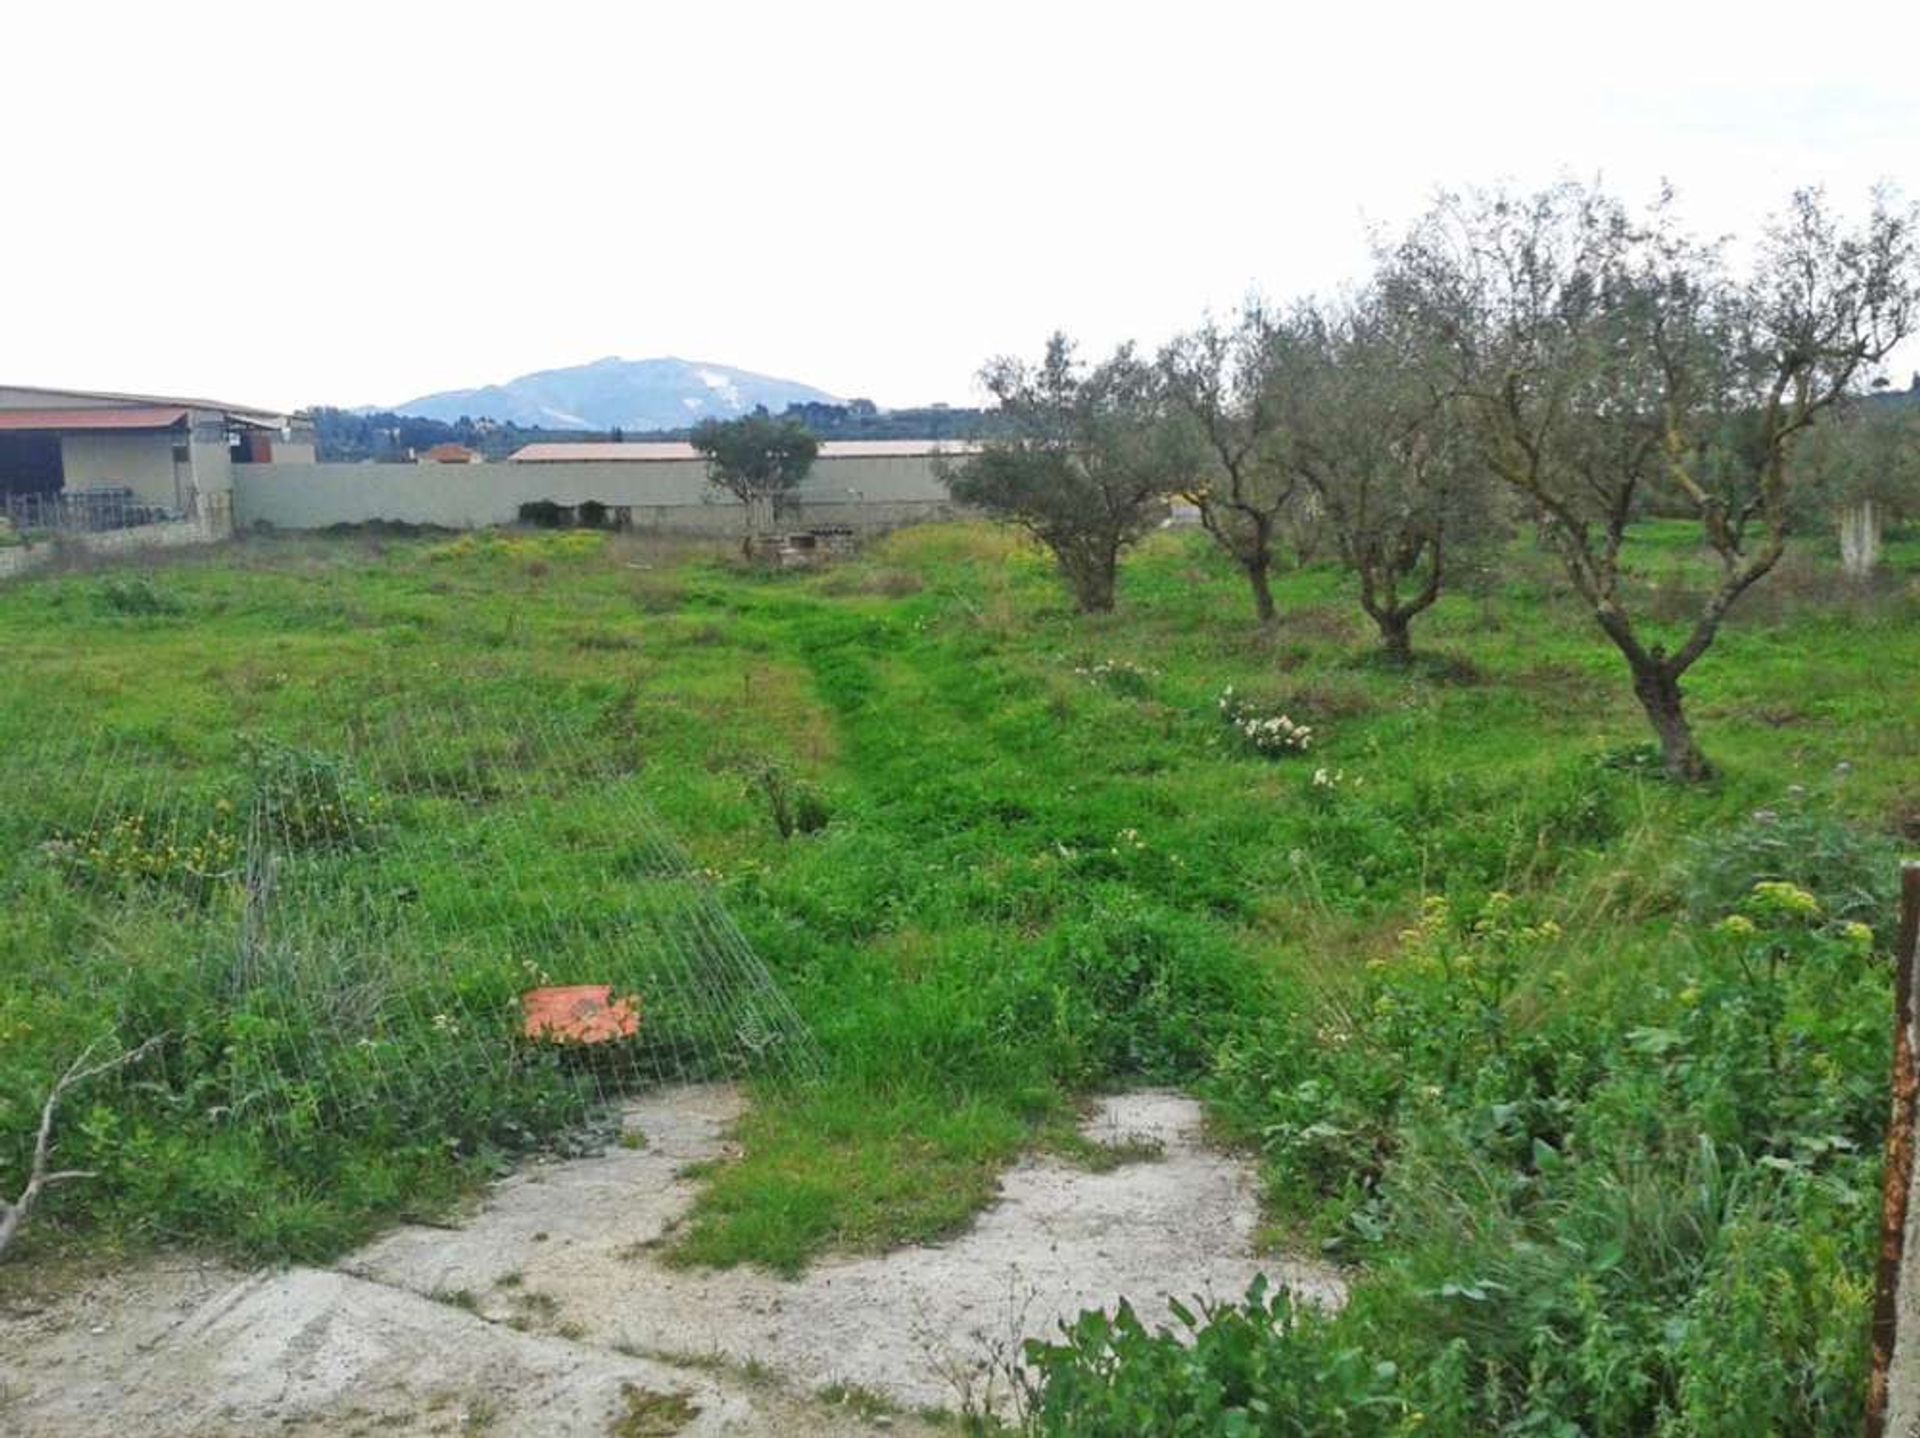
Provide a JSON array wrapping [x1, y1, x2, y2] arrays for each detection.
[[1628, 658, 1710, 783]]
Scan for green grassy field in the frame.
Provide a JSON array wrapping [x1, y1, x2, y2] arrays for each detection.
[[2, 520, 1916, 1433]]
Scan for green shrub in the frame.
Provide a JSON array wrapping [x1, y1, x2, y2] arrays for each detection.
[[992, 891, 1260, 1085], [243, 737, 386, 850], [96, 574, 183, 616], [1159, 870, 1892, 1435], [1022, 1277, 1421, 1437], [1681, 793, 1897, 933]]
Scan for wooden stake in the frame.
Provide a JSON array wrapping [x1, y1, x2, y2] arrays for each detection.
[[1867, 862, 1920, 1438]]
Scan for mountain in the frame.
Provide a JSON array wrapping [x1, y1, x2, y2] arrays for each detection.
[[393, 356, 841, 430]]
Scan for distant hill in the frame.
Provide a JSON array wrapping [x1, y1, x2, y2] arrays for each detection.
[[393, 356, 841, 430]]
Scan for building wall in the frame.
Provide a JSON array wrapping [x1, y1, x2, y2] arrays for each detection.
[[232, 455, 960, 533], [59, 431, 186, 508], [189, 426, 235, 501]]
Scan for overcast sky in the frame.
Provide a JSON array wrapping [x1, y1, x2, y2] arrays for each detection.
[[5, 1, 1916, 413]]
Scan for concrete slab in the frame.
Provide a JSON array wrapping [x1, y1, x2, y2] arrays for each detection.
[[349, 1085, 1345, 1415]]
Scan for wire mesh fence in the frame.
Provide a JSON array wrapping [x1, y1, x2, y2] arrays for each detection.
[[1, 487, 184, 534], [6, 702, 821, 1156]]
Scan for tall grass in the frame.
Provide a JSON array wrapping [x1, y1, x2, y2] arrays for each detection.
[[1, 520, 1915, 1431]]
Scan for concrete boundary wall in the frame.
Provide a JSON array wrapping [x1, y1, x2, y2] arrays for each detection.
[[232, 457, 963, 534]]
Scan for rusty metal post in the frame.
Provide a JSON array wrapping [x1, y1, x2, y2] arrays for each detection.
[[1868, 862, 1920, 1438]]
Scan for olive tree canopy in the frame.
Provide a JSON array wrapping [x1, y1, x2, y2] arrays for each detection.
[[1160, 304, 1303, 623], [945, 333, 1189, 613], [1265, 291, 1496, 662], [690, 413, 820, 549], [1389, 182, 1917, 779]]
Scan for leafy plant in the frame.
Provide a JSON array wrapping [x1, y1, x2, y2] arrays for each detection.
[[96, 574, 183, 616], [748, 762, 830, 840], [1682, 791, 1898, 933], [1022, 1277, 1416, 1436], [243, 738, 386, 850], [1217, 685, 1313, 756], [43, 806, 241, 903]]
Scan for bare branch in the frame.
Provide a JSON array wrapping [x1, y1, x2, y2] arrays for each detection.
[[0, 1034, 165, 1259]]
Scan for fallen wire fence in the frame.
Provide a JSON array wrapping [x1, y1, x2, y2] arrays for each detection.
[[6, 702, 820, 1162]]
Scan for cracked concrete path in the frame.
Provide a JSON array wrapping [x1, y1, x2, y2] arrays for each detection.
[[0, 1258, 891, 1436], [0, 1088, 1341, 1433]]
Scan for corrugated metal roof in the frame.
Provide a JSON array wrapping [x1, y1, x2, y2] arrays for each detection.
[[0, 383, 299, 424], [510, 442, 699, 462], [509, 439, 981, 463], [0, 406, 189, 432]]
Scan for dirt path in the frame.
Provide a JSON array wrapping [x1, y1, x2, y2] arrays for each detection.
[[1, 1088, 1342, 1434]]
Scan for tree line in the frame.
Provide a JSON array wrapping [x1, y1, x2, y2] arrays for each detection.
[[941, 180, 1920, 783], [309, 400, 1004, 462]]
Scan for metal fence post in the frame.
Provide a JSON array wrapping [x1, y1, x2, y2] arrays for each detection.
[[1868, 862, 1920, 1438]]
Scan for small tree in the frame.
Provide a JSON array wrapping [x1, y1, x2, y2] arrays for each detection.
[[1161, 305, 1302, 623], [689, 413, 820, 552], [1391, 182, 1917, 779], [944, 334, 1187, 613], [1267, 292, 1492, 662]]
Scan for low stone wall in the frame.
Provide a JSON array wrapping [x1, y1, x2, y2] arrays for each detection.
[[0, 502, 230, 580], [231, 458, 960, 535]]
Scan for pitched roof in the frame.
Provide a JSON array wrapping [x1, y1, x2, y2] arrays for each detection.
[[0, 406, 189, 432], [0, 382, 299, 425]]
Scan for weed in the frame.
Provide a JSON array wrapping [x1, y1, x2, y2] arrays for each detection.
[[819, 1381, 906, 1419], [608, 1384, 699, 1437], [1043, 1124, 1164, 1173], [747, 761, 830, 839], [96, 574, 182, 617]]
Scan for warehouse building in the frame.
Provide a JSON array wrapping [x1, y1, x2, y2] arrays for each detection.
[[0, 384, 314, 532]]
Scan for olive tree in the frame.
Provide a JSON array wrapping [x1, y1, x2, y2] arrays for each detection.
[[689, 413, 819, 553], [1160, 305, 1302, 623], [1266, 292, 1491, 662], [1390, 182, 1917, 780], [944, 333, 1187, 613]]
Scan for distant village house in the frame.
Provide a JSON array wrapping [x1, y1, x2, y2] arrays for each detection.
[[416, 442, 482, 464]]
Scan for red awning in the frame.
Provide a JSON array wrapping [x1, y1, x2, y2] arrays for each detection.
[[0, 407, 189, 432]]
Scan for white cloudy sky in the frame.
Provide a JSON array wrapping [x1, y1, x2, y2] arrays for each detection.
[[4, 1, 1915, 412]]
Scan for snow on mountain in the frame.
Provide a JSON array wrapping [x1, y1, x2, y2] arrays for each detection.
[[393, 356, 840, 431]]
